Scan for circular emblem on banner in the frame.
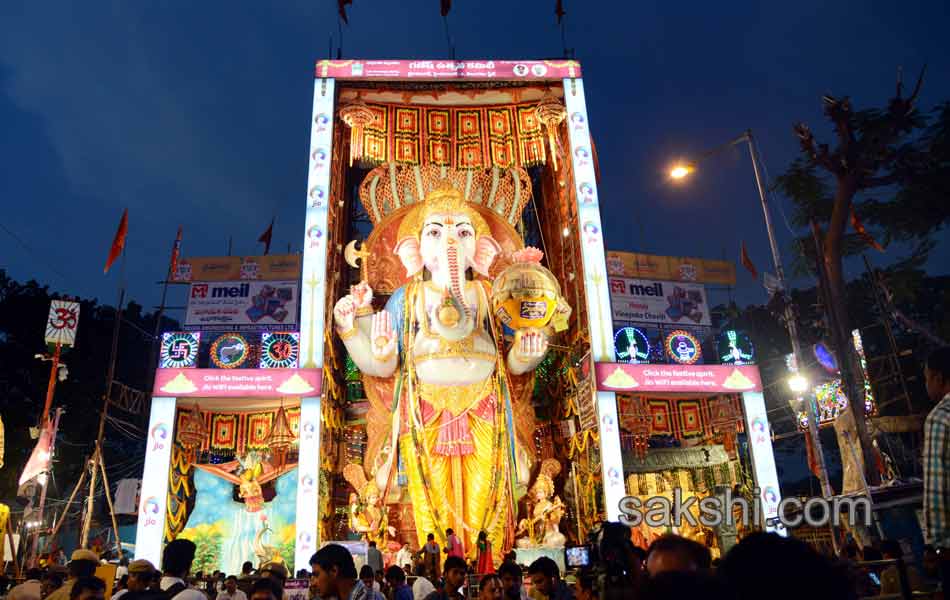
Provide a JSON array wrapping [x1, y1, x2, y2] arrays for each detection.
[[665, 330, 701, 365], [260, 332, 300, 369], [210, 333, 249, 369], [160, 332, 200, 369], [614, 327, 650, 364], [717, 329, 755, 365]]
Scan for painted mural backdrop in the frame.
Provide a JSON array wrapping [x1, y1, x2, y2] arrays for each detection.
[[178, 469, 297, 575]]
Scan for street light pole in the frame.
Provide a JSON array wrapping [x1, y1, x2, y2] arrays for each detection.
[[742, 129, 834, 499]]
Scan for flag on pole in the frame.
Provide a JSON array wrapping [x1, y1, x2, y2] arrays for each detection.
[[104, 208, 128, 274], [338, 0, 352, 23], [740, 241, 758, 280], [555, 0, 566, 23], [258, 218, 275, 255], [440, 0, 451, 16], [804, 425, 822, 480], [850, 208, 885, 252], [168, 226, 183, 278]]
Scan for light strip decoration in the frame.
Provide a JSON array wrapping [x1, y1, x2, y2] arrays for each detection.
[[294, 75, 336, 565], [294, 396, 321, 570], [563, 77, 624, 520], [300, 77, 336, 370], [135, 396, 177, 564], [740, 391, 785, 535]]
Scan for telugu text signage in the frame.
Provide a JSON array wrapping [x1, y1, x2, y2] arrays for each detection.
[[173, 255, 301, 282], [595, 363, 763, 393], [606, 251, 736, 286], [315, 59, 581, 81]]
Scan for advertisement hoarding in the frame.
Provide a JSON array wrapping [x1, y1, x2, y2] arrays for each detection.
[[595, 363, 763, 393], [153, 368, 322, 398], [185, 280, 299, 331], [609, 277, 711, 326], [606, 251, 736, 286]]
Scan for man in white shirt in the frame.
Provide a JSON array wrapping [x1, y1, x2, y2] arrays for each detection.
[[159, 539, 207, 600], [8, 568, 43, 600], [216, 576, 247, 600]]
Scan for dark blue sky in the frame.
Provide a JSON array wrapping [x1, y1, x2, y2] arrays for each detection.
[[2, 1, 949, 312]]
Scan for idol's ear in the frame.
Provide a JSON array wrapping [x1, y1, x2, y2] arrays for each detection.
[[472, 236, 502, 277], [394, 236, 423, 277]]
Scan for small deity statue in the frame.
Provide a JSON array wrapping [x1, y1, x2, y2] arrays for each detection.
[[343, 463, 395, 545], [239, 460, 265, 513], [516, 459, 566, 548]]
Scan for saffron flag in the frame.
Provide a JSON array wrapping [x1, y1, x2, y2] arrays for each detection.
[[850, 208, 885, 252], [258, 218, 274, 255], [104, 208, 128, 274], [168, 226, 183, 278], [440, 0, 451, 16], [338, 0, 352, 23], [740, 241, 758, 280], [555, 0, 566, 23]]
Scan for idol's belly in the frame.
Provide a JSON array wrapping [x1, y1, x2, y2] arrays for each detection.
[[412, 333, 497, 385]]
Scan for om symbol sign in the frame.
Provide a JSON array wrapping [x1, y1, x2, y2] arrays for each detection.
[[50, 307, 78, 330]]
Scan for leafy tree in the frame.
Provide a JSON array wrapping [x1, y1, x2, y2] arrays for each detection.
[[774, 70, 950, 485]]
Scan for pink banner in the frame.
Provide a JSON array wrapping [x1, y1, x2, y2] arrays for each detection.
[[153, 368, 322, 398], [595, 363, 762, 393], [315, 59, 581, 81]]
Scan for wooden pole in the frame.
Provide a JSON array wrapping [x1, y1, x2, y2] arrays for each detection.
[[82, 284, 123, 548], [97, 445, 124, 560], [44, 467, 86, 555], [40, 343, 62, 428]]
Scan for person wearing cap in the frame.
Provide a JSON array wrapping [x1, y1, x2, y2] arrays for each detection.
[[160, 539, 204, 600], [8, 568, 43, 600], [112, 560, 156, 600], [47, 549, 101, 600]]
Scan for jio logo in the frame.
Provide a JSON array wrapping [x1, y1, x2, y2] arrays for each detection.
[[570, 112, 586, 128], [297, 531, 313, 550], [313, 147, 329, 169], [141, 497, 160, 527], [301, 474, 315, 493], [150, 423, 169, 451], [763, 486, 779, 507], [574, 146, 590, 159], [308, 226, 323, 248], [309, 185, 326, 208], [314, 113, 330, 131], [578, 182, 595, 203], [302, 421, 316, 440]]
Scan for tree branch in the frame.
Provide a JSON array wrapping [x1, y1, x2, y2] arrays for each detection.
[[794, 123, 840, 174]]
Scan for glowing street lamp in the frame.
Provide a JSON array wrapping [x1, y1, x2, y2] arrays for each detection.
[[669, 164, 695, 180], [788, 374, 809, 394]]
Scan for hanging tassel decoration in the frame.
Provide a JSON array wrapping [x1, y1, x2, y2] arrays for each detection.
[[339, 99, 375, 166], [536, 94, 566, 170]]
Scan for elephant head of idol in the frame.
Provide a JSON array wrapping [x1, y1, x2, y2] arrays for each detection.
[[394, 185, 501, 329]]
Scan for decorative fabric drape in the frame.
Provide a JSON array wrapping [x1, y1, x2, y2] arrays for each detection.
[[351, 101, 548, 169], [174, 406, 301, 458], [617, 395, 744, 442]]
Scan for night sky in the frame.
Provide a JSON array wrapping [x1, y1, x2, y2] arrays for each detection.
[[2, 1, 949, 313]]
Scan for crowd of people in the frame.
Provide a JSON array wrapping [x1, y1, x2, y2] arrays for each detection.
[[0, 523, 946, 600]]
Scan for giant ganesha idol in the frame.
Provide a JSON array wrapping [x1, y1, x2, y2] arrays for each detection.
[[333, 183, 570, 560]]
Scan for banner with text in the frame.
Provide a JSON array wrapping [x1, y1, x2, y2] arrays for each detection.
[[315, 59, 581, 81], [185, 280, 299, 331], [595, 363, 763, 393], [609, 277, 711, 326], [153, 368, 321, 397], [173, 255, 301, 282], [606, 251, 736, 286]]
